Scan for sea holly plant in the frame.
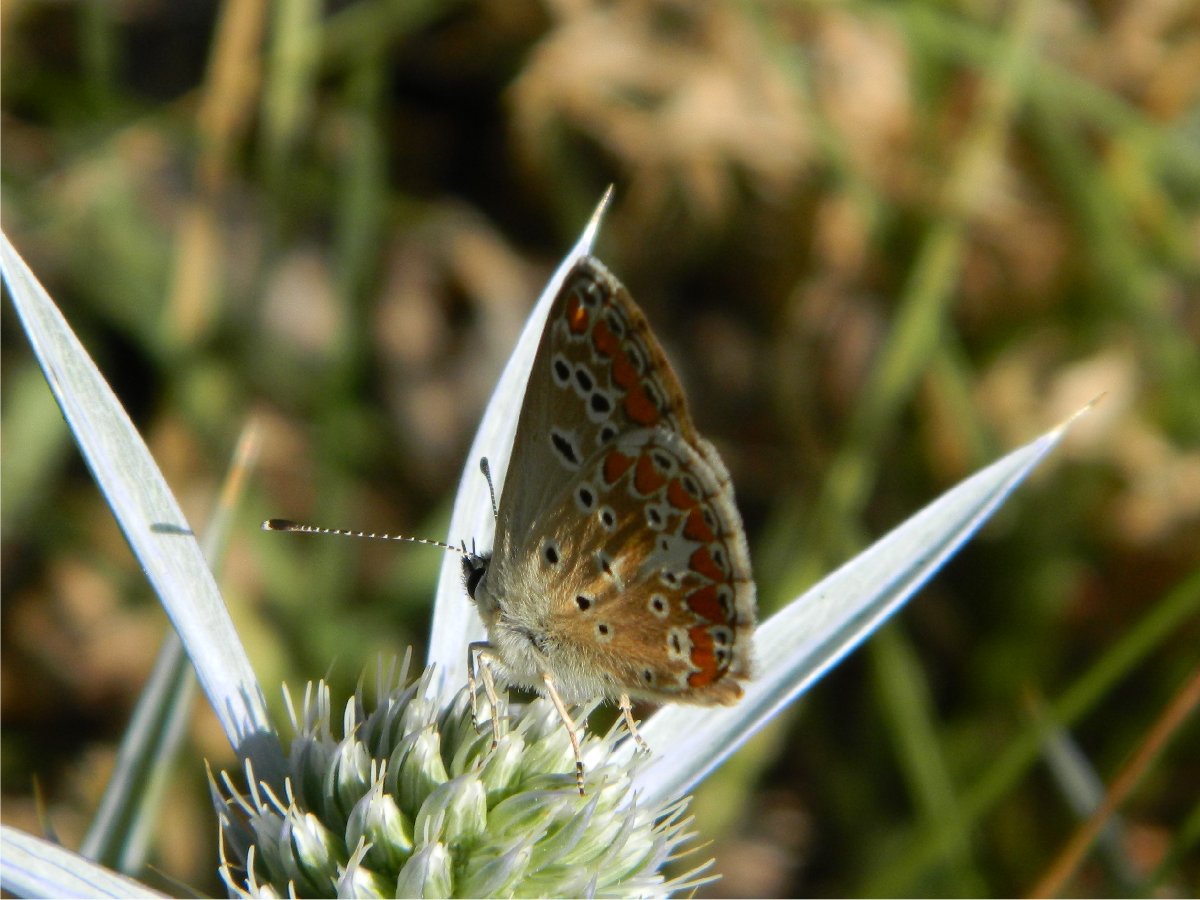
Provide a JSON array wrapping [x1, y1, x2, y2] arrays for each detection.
[[0, 195, 1090, 898]]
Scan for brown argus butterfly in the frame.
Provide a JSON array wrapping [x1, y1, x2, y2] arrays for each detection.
[[462, 255, 756, 792]]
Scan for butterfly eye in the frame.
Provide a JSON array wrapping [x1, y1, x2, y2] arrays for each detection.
[[462, 554, 488, 598]]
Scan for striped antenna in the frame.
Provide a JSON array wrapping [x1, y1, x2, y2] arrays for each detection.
[[479, 457, 498, 520], [262, 519, 464, 555]]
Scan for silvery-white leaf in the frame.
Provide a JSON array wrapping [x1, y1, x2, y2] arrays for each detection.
[[627, 407, 1089, 806], [1, 233, 281, 776], [0, 826, 165, 899]]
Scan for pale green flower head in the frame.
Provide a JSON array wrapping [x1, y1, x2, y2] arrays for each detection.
[[212, 659, 709, 898]]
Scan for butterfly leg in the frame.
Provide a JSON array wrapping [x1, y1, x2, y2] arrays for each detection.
[[541, 673, 586, 796], [467, 641, 503, 747], [618, 693, 650, 753]]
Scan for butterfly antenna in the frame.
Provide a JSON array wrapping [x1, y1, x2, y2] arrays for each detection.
[[262, 519, 465, 555], [479, 457, 498, 520]]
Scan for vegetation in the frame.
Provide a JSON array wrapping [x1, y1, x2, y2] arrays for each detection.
[[3, 0, 1197, 895]]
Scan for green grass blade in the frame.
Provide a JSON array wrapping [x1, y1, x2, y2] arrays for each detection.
[[866, 568, 1200, 894]]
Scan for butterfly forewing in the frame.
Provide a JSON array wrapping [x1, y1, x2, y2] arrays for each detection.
[[477, 256, 755, 706]]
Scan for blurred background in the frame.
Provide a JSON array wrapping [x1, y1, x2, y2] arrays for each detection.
[[2, 0, 1198, 895]]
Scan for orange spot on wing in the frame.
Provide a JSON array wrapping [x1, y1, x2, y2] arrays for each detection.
[[611, 350, 638, 389], [667, 478, 699, 510], [682, 507, 715, 543], [592, 319, 619, 356], [634, 453, 668, 495], [689, 545, 726, 582], [687, 626, 718, 687], [603, 450, 634, 485], [566, 294, 589, 334], [624, 384, 660, 426], [686, 585, 723, 622]]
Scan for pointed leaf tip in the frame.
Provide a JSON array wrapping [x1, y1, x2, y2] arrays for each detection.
[[577, 186, 615, 255]]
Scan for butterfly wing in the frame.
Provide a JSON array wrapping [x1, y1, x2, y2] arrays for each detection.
[[480, 257, 755, 705], [490, 258, 689, 542]]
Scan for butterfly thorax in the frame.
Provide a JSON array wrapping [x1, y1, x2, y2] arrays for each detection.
[[465, 551, 625, 702]]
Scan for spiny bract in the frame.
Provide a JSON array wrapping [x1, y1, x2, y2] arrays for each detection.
[[212, 656, 712, 898]]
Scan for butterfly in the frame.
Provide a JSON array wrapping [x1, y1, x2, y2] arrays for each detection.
[[461, 255, 756, 792]]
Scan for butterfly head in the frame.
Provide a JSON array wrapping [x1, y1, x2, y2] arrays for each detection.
[[461, 550, 490, 602]]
